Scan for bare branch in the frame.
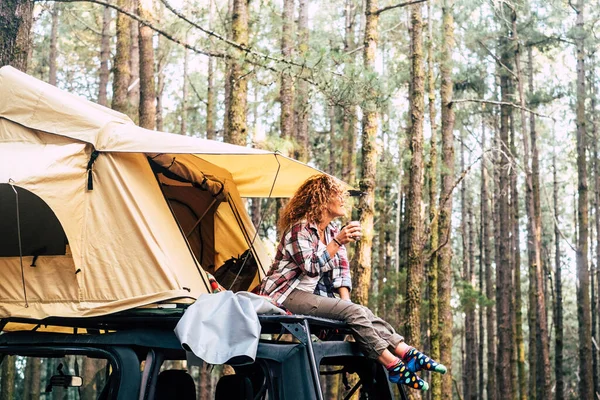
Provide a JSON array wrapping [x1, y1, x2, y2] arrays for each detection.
[[540, 169, 578, 253], [158, 0, 343, 77], [452, 377, 465, 400], [451, 98, 550, 118], [49, 0, 322, 87], [51, 0, 223, 58], [476, 39, 518, 80], [370, 0, 428, 16], [568, 0, 579, 14], [188, 76, 208, 106], [425, 152, 485, 260]]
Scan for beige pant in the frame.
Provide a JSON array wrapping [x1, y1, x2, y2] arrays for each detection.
[[282, 289, 404, 359]]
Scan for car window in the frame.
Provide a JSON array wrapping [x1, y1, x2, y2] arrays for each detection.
[[0, 354, 111, 400], [154, 361, 270, 400]]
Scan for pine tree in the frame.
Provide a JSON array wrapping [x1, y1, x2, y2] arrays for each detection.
[[0, 0, 33, 70], [112, 0, 131, 114], [48, 3, 59, 85], [438, 1, 455, 397], [573, 1, 594, 398], [226, 0, 249, 145], [351, 0, 379, 306], [138, 0, 156, 129], [280, 0, 294, 143], [98, 3, 111, 105], [405, 0, 425, 351]]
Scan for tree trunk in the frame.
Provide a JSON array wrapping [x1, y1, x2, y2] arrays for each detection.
[[97, 3, 111, 106], [510, 111, 526, 400], [224, 0, 236, 141], [206, 55, 216, 139], [0, 0, 33, 71], [329, 104, 336, 175], [341, 0, 358, 183], [496, 27, 514, 399], [426, 2, 441, 394], [350, 0, 378, 306], [552, 134, 564, 400], [593, 252, 599, 399], [112, 0, 131, 113], [574, 2, 594, 399], [206, 0, 216, 140], [482, 117, 496, 400], [405, 0, 425, 353], [81, 359, 105, 399], [524, 46, 538, 400], [468, 178, 478, 400], [198, 363, 210, 400], [520, 42, 551, 399], [461, 139, 474, 400], [226, 0, 249, 145], [294, 0, 309, 162], [589, 51, 600, 400], [492, 110, 502, 400], [138, 0, 156, 129], [341, 106, 358, 184], [22, 358, 41, 399], [280, 0, 294, 146], [155, 32, 165, 131], [438, 1, 455, 397], [181, 47, 189, 135], [48, 3, 59, 86], [460, 139, 468, 397], [478, 116, 485, 400], [0, 356, 16, 400], [377, 183, 389, 316], [128, 11, 140, 114]]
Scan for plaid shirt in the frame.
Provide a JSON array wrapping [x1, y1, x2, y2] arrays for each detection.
[[259, 221, 352, 304]]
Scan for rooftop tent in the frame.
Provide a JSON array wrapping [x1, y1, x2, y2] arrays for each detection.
[[0, 66, 337, 320]]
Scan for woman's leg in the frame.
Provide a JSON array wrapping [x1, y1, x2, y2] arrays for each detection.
[[395, 344, 447, 374], [282, 290, 430, 390], [358, 305, 446, 375], [282, 289, 389, 359], [359, 305, 405, 350]]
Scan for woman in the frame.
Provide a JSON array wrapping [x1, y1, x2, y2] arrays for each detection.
[[259, 174, 446, 391]]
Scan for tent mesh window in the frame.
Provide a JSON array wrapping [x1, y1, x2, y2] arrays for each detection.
[[0, 184, 67, 257]]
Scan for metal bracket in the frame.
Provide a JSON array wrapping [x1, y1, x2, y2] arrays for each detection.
[[281, 322, 309, 345]]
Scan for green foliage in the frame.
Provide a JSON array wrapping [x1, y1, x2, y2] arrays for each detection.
[[456, 278, 493, 313]]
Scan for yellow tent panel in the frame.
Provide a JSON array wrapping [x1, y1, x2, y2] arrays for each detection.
[[0, 66, 340, 321]]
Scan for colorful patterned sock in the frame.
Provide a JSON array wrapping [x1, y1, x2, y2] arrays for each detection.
[[402, 347, 447, 374], [387, 359, 429, 391]]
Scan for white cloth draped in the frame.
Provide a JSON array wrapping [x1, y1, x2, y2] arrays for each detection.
[[175, 291, 286, 365]]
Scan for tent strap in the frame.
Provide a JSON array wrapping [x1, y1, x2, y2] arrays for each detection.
[[8, 179, 28, 307], [86, 150, 100, 190], [185, 198, 218, 238]]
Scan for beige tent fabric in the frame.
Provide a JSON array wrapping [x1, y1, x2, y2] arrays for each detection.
[[0, 66, 341, 198], [0, 121, 207, 319], [0, 66, 343, 322]]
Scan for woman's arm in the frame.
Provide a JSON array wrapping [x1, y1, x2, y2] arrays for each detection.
[[337, 286, 351, 301], [331, 234, 352, 295], [288, 225, 337, 277]]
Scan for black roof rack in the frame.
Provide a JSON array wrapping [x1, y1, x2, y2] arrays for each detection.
[[1, 310, 351, 336]]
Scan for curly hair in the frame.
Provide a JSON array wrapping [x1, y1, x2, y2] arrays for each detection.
[[278, 174, 347, 233]]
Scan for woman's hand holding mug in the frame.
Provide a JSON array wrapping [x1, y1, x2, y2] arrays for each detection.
[[336, 221, 362, 244]]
